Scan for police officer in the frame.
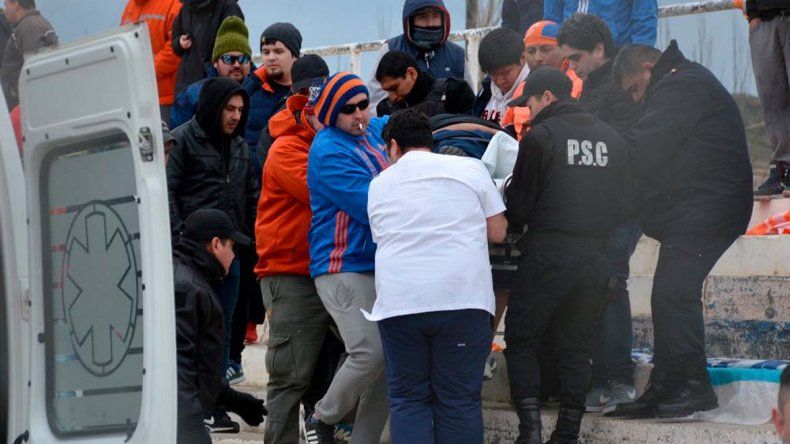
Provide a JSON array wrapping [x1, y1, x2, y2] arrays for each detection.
[[503, 67, 631, 444]]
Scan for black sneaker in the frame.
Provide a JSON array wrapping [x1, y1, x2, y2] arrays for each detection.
[[303, 413, 336, 444], [754, 167, 785, 196], [655, 376, 718, 418], [204, 410, 240, 433]]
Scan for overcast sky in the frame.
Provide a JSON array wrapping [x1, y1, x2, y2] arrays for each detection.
[[35, 0, 755, 94]]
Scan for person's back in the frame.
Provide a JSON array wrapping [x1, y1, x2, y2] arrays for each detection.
[[621, 41, 752, 240], [172, 0, 243, 95], [543, 0, 657, 47], [1, 0, 58, 109]]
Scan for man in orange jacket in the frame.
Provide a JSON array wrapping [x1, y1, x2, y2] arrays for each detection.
[[121, 0, 182, 123], [253, 55, 334, 444], [502, 20, 582, 139]]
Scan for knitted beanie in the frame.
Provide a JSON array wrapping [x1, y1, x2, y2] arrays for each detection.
[[212, 16, 252, 62], [260, 22, 303, 57], [314, 72, 369, 128], [524, 20, 559, 47]]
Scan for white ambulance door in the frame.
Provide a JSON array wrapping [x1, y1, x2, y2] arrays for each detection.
[[17, 23, 176, 443]]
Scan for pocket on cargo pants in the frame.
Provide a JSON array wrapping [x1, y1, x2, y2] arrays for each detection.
[[266, 335, 297, 381]]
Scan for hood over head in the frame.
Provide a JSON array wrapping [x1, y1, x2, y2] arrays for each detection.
[[196, 77, 250, 141], [402, 0, 451, 51]]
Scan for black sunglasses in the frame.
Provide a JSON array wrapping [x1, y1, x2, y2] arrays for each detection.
[[219, 54, 251, 65], [338, 99, 370, 115]]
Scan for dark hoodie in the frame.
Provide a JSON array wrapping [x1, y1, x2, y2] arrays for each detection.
[[375, 69, 475, 117], [167, 77, 260, 238], [173, 236, 230, 419], [623, 40, 753, 240], [171, 0, 244, 95], [385, 0, 466, 82]]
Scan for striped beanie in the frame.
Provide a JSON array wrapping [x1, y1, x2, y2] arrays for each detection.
[[313, 72, 369, 127], [524, 20, 559, 47]]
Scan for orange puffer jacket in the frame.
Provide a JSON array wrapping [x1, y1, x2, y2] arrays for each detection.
[[121, 0, 182, 106]]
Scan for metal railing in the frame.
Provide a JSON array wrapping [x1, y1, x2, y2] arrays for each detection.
[[255, 0, 743, 91]]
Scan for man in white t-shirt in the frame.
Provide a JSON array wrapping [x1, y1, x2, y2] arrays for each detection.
[[366, 108, 508, 443]]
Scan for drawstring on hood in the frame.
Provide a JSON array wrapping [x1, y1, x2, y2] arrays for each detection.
[[196, 77, 250, 142]]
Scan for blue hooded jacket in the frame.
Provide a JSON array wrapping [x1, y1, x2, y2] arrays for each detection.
[[307, 117, 389, 277], [386, 0, 466, 81], [544, 0, 658, 47]]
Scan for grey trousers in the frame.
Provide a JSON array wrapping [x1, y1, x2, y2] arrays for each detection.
[[750, 16, 790, 164], [314, 272, 389, 444], [261, 275, 331, 444]]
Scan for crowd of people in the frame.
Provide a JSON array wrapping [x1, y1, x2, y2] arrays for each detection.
[[1, 0, 789, 443]]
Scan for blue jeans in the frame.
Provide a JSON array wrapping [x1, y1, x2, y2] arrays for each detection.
[[212, 258, 240, 374], [378, 309, 492, 444], [590, 220, 641, 386]]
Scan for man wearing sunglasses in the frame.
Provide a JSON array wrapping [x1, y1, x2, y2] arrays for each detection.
[[302, 72, 390, 444], [171, 16, 253, 129]]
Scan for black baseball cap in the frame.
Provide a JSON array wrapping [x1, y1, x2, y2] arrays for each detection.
[[181, 209, 252, 246], [507, 66, 573, 107], [291, 54, 330, 93]]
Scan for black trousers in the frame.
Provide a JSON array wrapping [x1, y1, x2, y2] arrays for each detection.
[[230, 245, 264, 364], [651, 235, 736, 376], [504, 233, 612, 410], [177, 412, 211, 444]]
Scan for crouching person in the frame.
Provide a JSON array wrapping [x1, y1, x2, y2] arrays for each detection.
[[503, 67, 631, 443], [366, 108, 507, 443], [174, 209, 267, 443]]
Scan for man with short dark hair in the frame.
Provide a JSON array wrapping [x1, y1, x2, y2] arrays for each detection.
[[368, 0, 470, 111], [473, 27, 531, 125], [367, 107, 507, 443], [375, 50, 474, 117], [167, 76, 259, 433], [173, 208, 266, 443], [304, 72, 390, 444], [608, 41, 753, 420], [773, 366, 790, 441], [504, 67, 631, 443], [1, 0, 57, 110]]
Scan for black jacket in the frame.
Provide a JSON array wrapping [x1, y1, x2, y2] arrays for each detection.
[[505, 100, 631, 236], [501, 0, 544, 35], [376, 70, 475, 117], [745, 0, 790, 20], [472, 76, 493, 119], [173, 237, 229, 418], [578, 57, 642, 133], [172, 0, 244, 95], [624, 40, 753, 240], [167, 77, 259, 237]]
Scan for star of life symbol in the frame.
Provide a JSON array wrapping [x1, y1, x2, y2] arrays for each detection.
[[62, 201, 140, 377]]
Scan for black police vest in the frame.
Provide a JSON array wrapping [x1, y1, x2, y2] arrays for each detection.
[[529, 111, 629, 236]]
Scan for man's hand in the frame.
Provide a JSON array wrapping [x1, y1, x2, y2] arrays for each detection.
[[179, 35, 192, 50], [225, 389, 267, 426], [749, 18, 762, 31]]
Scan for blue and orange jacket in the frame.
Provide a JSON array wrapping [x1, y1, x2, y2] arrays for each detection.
[[307, 117, 390, 277]]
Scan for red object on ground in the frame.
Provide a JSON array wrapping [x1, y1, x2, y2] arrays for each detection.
[[746, 209, 790, 235], [244, 321, 258, 344]]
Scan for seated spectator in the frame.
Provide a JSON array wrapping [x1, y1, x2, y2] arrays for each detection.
[[368, 0, 470, 111], [558, 13, 641, 132], [502, 20, 583, 138], [774, 366, 790, 441], [501, 0, 544, 36], [544, 0, 657, 47], [366, 108, 507, 443], [472, 27, 530, 125], [171, 16, 253, 128], [375, 50, 475, 117]]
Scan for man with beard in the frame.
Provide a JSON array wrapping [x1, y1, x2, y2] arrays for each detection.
[[167, 77, 259, 433], [171, 16, 253, 128], [368, 0, 470, 112]]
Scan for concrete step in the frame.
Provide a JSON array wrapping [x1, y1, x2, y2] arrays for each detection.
[[483, 402, 779, 444]]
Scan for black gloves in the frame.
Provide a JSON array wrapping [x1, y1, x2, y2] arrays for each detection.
[[225, 388, 267, 426]]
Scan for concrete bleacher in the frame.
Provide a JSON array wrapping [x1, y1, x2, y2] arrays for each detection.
[[216, 201, 788, 443]]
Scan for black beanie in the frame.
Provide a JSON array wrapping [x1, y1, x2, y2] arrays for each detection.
[[260, 22, 302, 57]]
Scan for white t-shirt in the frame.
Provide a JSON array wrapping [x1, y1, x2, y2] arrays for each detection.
[[364, 150, 506, 321]]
